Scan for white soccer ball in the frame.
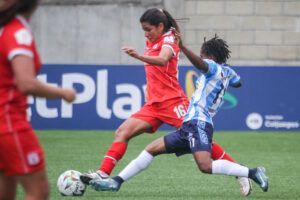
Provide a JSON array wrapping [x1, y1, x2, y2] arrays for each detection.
[[57, 170, 86, 196]]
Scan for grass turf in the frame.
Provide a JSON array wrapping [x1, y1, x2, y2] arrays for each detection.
[[16, 131, 300, 199]]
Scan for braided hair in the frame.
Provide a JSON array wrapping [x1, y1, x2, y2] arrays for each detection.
[[201, 34, 231, 64]]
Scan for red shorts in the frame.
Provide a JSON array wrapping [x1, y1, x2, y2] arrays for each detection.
[[132, 97, 189, 133], [0, 129, 45, 176]]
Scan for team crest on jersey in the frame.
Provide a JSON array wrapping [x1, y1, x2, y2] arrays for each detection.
[[164, 36, 174, 43], [153, 44, 158, 49], [15, 28, 32, 46], [27, 151, 40, 165]]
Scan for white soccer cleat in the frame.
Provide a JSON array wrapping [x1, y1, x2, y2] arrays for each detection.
[[80, 170, 109, 185], [237, 177, 252, 197]]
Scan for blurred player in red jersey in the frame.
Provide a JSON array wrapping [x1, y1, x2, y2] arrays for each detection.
[[0, 0, 76, 199], [80, 8, 251, 196]]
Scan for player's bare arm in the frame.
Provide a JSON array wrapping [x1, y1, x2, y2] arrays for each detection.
[[122, 46, 172, 66], [12, 55, 76, 102], [181, 45, 209, 73], [171, 27, 208, 72]]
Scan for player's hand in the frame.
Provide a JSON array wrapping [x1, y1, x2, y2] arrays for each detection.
[[171, 27, 183, 48], [122, 46, 139, 58], [63, 88, 76, 103]]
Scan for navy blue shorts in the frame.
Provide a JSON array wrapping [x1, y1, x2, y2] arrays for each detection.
[[164, 120, 213, 156]]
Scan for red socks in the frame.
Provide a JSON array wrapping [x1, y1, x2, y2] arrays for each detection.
[[211, 142, 235, 162], [99, 142, 127, 175]]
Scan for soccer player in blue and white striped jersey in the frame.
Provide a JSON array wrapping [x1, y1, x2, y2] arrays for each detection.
[[89, 34, 269, 195], [184, 58, 241, 125]]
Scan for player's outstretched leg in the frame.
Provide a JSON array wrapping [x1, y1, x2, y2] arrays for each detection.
[[248, 166, 269, 192], [90, 176, 123, 192], [211, 143, 252, 196], [90, 150, 154, 192], [80, 141, 127, 185]]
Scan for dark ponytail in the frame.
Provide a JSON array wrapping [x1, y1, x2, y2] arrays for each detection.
[[0, 0, 39, 27], [140, 8, 180, 33], [161, 9, 180, 33]]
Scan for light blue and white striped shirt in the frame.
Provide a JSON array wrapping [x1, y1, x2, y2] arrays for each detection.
[[183, 59, 241, 125]]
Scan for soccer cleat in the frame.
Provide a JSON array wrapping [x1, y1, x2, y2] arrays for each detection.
[[90, 177, 121, 192], [80, 170, 109, 185], [252, 167, 269, 192], [237, 177, 252, 197]]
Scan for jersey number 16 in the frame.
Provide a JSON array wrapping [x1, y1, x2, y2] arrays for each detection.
[[173, 105, 186, 119]]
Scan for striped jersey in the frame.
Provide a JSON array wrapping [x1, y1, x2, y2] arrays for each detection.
[[183, 59, 241, 125]]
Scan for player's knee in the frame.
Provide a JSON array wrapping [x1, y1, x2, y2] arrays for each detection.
[[114, 127, 129, 142], [145, 138, 165, 156], [144, 146, 155, 156], [145, 145, 159, 156], [197, 162, 212, 174]]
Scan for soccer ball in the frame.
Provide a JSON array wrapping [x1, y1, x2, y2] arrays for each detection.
[[57, 170, 86, 196]]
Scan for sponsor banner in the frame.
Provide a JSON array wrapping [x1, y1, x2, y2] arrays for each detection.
[[29, 65, 300, 131]]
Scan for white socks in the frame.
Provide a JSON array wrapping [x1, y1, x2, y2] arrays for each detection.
[[118, 151, 249, 182], [118, 150, 154, 181], [212, 160, 249, 177]]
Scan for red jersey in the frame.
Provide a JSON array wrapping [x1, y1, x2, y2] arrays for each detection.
[[0, 15, 41, 134], [144, 31, 186, 104]]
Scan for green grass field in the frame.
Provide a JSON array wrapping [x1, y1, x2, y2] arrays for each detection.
[[17, 131, 300, 200]]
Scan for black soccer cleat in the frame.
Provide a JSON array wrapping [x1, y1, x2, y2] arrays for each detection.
[[251, 167, 269, 192]]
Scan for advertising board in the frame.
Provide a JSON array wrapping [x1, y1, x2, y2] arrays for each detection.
[[29, 65, 300, 131]]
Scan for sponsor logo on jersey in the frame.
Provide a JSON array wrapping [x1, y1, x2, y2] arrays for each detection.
[[164, 36, 174, 43], [14, 28, 32, 46]]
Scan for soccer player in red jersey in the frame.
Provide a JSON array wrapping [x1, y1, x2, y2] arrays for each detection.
[[0, 1, 76, 199], [81, 8, 251, 196]]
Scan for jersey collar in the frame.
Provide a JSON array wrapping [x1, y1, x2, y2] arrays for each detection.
[[147, 30, 173, 47], [16, 15, 31, 31], [163, 30, 172, 36]]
